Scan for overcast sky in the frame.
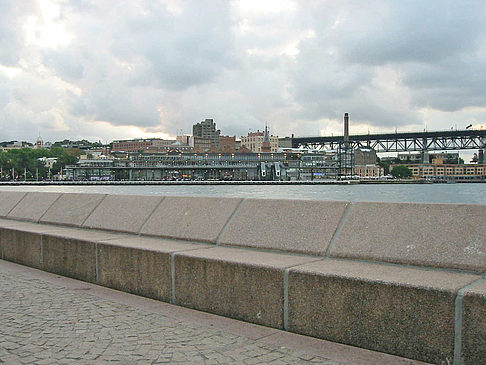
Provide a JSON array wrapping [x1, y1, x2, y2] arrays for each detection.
[[1, 0, 486, 145]]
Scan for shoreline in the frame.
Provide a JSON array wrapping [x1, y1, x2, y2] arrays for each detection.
[[0, 179, 475, 186]]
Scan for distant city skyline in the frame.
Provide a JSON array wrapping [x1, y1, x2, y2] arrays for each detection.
[[1, 1, 486, 148]]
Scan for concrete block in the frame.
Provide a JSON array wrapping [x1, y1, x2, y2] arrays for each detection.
[[40, 193, 106, 227], [287, 259, 480, 364], [174, 246, 317, 328], [462, 280, 486, 364], [0, 221, 69, 264], [83, 194, 163, 233], [97, 236, 204, 302], [330, 202, 486, 272], [39, 228, 122, 283], [141, 196, 241, 242], [7, 192, 61, 222], [0, 229, 42, 268], [218, 199, 348, 255], [0, 191, 26, 217]]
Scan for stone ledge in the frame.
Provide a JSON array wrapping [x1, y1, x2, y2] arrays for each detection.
[[141, 196, 242, 243], [462, 280, 486, 364], [97, 236, 210, 302], [0, 191, 26, 217], [330, 202, 486, 272], [1, 192, 486, 364], [286, 259, 480, 365], [0, 221, 480, 363], [7, 192, 61, 222], [82, 194, 163, 233], [173, 246, 318, 328], [217, 199, 349, 255]]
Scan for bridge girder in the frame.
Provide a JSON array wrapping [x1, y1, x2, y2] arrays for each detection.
[[292, 130, 486, 152]]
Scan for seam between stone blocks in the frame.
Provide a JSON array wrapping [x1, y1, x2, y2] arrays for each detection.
[[169, 247, 221, 305], [4, 192, 28, 218], [39, 234, 43, 267], [453, 277, 485, 365], [95, 242, 99, 283], [215, 198, 245, 245], [325, 202, 353, 257], [38, 193, 64, 223], [283, 259, 323, 331], [137, 196, 167, 236], [80, 194, 109, 227], [170, 252, 177, 304]]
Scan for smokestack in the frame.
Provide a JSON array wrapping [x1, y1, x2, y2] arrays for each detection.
[[344, 113, 349, 142], [479, 149, 484, 164]]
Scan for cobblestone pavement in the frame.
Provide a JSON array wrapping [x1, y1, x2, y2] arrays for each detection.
[[0, 268, 343, 364], [0, 261, 426, 365]]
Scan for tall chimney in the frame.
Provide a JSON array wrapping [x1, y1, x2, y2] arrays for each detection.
[[344, 113, 349, 142]]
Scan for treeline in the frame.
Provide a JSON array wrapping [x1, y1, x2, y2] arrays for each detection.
[[0, 147, 80, 180]]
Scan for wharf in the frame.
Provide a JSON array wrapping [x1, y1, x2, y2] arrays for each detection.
[[0, 179, 430, 186]]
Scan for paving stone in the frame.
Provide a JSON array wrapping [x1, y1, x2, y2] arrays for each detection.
[[0, 262, 350, 365], [330, 202, 486, 271], [218, 199, 348, 255]]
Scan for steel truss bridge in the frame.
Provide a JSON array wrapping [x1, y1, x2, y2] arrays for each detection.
[[292, 130, 486, 152]]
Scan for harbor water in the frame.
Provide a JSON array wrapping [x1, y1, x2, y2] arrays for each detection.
[[0, 183, 485, 204]]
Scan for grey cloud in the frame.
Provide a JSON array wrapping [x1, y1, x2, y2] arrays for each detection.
[[0, 1, 39, 66], [3, 0, 486, 143], [285, 0, 486, 129], [42, 49, 84, 80], [331, 0, 485, 65]]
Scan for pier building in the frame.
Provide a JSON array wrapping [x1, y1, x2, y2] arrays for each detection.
[[394, 163, 486, 181], [63, 152, 339, 181]]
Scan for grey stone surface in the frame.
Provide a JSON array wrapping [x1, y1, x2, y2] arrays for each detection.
[[43, 226, 127, 242], [287, 259, 479, 364], [41, 235, 97, 282], [462, 279, 486, 365], [97, 236, 204, 302], [0, 191, 26, 217], [7, 192, 61, 222], [82, 194, 163, 233], [0, 218, 66, 232], [218, 199, 348, 255], [330, 202, 486, 271], [0, 222, 72, 264], [40, 228, 127, 282], [141, 196, 241, 242], [174, 247, 318, 328], [40, 193, 106, 226], [0, 229, 42, 268], [0, 260, 368, 365]]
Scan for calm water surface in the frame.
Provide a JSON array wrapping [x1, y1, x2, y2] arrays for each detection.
[[1, 183, 485, 204]]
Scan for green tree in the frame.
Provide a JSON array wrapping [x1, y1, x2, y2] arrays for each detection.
[[377, 157, 391, 175], [390, 165, 412, 178]]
